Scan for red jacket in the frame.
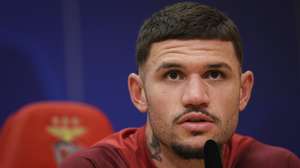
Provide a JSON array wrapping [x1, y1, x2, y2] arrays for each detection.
[[60, 127, 300, 168]]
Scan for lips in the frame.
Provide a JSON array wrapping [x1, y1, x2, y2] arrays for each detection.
[[176, 113, 215, 132], [177, 113, 214, 124]]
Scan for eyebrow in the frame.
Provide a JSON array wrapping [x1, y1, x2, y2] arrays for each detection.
[[206, 63, 232, 71], [155, 62, 232, 72], [155, 62, 183, 72]]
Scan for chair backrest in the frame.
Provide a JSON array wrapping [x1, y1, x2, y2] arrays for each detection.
[[0, 101, 113, 168]]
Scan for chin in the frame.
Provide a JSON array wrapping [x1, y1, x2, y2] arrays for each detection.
[[173, 136, 207, 150], [170, 135, 224, 160], [183, 132, 212, 144], [170, 141, 205, 159]]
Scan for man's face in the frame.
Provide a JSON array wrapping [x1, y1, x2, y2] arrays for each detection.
[[129, 39, 253, 156]]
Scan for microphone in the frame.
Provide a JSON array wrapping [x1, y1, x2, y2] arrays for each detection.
[[204, 139, 223, 168]]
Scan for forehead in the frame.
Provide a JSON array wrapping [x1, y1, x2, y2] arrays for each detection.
[[142, 39, 240, 72]]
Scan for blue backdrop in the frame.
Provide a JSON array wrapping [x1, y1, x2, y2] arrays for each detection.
[[0, 0, 299, 156]]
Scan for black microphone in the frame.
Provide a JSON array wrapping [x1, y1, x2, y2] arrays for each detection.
[[204, 139, 223, 168]]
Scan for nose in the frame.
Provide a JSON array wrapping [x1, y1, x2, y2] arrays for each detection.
[[181, 75, 209, 108]]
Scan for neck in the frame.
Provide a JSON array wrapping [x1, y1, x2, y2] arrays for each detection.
[[145, 124, 205, 168]]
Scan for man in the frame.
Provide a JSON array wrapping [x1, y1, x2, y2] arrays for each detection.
[[60, 2, 300, 168]]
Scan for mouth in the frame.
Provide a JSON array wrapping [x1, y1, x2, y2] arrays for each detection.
[[177, 112, 214, 123], [176, 113, 215, 132]]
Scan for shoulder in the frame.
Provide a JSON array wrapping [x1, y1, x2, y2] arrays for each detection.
[[231, 134, 300, 168], [60, 127, 144, 168], [60, 143, 128, 168]]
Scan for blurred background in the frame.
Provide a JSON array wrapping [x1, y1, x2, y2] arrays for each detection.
[[0, 0, 299, 157]]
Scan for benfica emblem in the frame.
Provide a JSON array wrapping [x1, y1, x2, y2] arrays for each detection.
[[47, 116, 86, 165]]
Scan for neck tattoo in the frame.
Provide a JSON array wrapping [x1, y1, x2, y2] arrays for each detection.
[[149, 134, 162, 162]]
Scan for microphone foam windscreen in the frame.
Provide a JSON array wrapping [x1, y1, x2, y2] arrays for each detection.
[[204, 139, 223, 168]]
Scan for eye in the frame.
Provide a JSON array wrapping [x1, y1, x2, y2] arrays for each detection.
[[205, 70, 224, 80], [164, 70, 183, 80]]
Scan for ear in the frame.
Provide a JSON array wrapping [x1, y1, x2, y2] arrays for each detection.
[[128, 73, 148, 113], [239, 71, 254, 111]]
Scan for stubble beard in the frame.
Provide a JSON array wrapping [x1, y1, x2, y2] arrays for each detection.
[[148, 114, 206, 160], [170, 140, 205, 159], [149, 119, 205, 160], [148, 112, 238, 160]]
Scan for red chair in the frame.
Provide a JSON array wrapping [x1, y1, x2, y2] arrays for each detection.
[[0, 101, 113, 168]]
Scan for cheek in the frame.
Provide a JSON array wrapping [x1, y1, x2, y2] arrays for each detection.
[[220, 97, 240, 136], [146, 83, 181, 110], [209, 86, 240, 142], [146, 86, 181, 125], [211, 85, 240, 123]]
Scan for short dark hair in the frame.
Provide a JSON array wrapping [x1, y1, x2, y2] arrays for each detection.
[[136, 1, 243, 68]]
